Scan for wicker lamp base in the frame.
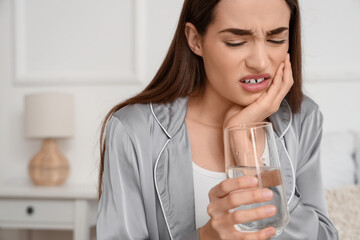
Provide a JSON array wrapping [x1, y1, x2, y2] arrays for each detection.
[[28, 138, 70, 186]]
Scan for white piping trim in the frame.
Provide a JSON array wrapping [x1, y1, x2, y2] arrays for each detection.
[[280, 138, 296, 205], [279, 100, 293, 139], [279, 100, 295, 204], [154, 139, 173, 240], [150, 103, 172, 139]]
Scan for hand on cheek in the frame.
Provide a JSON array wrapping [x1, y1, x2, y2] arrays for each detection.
[[223, 53, 293, 128]]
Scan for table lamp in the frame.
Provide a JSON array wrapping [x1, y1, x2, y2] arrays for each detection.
[[24, 93, 75, 186]]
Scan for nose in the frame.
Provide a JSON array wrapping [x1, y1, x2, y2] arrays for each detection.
[[245, 42, 269, 72]]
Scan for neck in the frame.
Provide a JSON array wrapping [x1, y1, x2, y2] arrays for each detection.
[[186, 86, 242, 128]]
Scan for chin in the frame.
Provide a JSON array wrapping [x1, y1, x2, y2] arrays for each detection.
[[235, 94, 263, 108]]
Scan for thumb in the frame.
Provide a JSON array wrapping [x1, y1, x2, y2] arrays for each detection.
[[223, 105, 245, 129]]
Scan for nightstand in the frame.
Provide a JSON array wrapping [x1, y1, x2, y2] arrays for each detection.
[[0, 181, 98, 240]]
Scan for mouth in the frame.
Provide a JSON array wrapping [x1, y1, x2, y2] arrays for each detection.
[[239, 73, 271, 93], [240, 73, 271, 84], [241, 78, 266, 84]]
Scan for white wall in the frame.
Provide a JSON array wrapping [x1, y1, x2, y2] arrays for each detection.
[[301, 0, 360, 132], [0, 0, 359, 239], [0, 0, 184, 186], [0, 0, 181, 238]]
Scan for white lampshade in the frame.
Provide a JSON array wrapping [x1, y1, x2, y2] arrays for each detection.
[[24, 93, 75, 139]]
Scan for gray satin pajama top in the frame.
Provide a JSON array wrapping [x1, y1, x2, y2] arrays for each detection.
[[97, 96, 338, 240]]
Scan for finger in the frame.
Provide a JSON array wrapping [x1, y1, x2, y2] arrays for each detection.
[[267, 62, 285, 95], [215, 226, 276, 240], [284, 53, 292, 82], [217, 188, 274, 211], [223, 105, 244, 127], [286, 54, 294, 88], [208, 188, 273, 218], [255, 62, 284, 108], [209, 177, 258, 200], [252, 62, 284, 114], [274, 53, 293, 103], [216, 204, 277, 229], [241, 227, 277, 240], [268, 53, 294, 108]]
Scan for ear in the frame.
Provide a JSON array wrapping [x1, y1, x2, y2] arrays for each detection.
[[185, 22, 203, 57]]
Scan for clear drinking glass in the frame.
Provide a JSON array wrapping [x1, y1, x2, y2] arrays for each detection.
[[224, 122, 289, 237]]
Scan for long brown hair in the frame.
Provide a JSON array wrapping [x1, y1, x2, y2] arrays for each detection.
[[98, 0, 303, 197]]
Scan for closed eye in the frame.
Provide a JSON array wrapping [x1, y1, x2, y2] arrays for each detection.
[[224, 42, 246, 47], [225, 39, 286, 47], [267, 39, 287, 44]]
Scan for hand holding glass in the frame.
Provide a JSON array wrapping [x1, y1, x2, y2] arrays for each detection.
[[224, 122, 289, 237]]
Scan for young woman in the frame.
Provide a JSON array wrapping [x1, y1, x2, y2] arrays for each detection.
[[97, 0, 338, 239]]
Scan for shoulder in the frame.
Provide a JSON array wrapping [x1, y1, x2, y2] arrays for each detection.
[[105, 101, 175, 167], [107, 103, 153, 139], [270, 96, 321, 138], [288, 95, 323, 144], [299, 95, 320, 115], [293, 95, 323, 126], [113, 103, 151, 125]]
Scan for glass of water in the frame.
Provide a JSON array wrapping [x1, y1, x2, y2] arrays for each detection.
[[224, 122, 289, 237]]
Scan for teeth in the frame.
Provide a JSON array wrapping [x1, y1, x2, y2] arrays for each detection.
[[243, 78, 265, 84]]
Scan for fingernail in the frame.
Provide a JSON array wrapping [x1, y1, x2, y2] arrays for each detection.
[[266, 206, 276, 215], [287, 53, 290, 61], [248, 177, 258, 185], [266, 228, 275, 237], [263, 189, 273, 199]]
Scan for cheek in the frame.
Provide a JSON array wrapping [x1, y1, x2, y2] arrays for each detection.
[[271, 45, 289, 67], [202, 43, 239, 80]]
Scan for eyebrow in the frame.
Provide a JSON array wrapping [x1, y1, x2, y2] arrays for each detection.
[[218, 27, 289, 36]]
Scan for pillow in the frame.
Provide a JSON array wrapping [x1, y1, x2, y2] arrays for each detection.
[[326, 184, 360, 240], [320, 131, 357, 189]]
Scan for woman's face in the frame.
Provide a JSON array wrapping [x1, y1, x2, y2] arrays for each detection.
[[197, 0, 291, 108]]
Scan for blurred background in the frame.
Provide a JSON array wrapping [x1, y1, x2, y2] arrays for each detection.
[[0, 0, 359, 239]]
